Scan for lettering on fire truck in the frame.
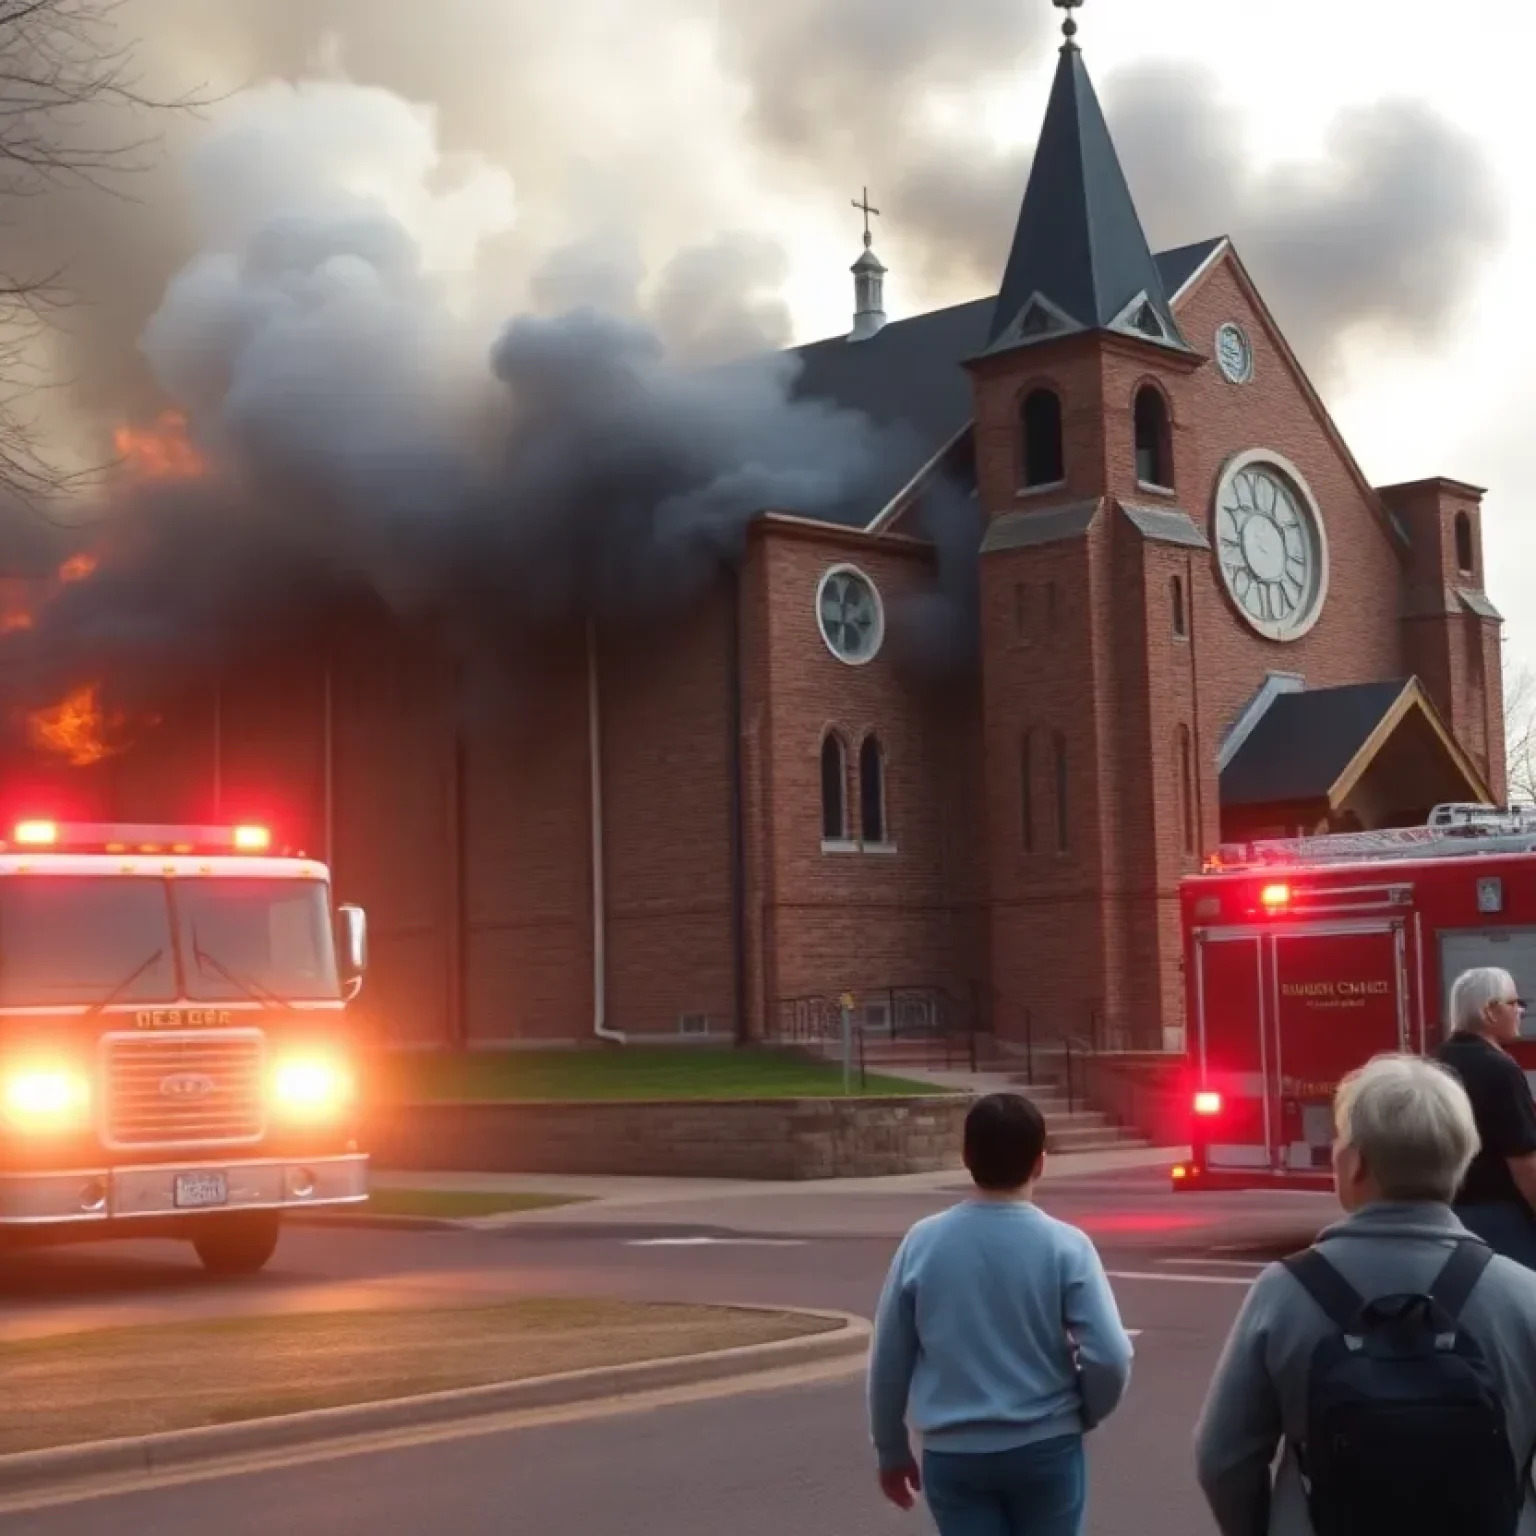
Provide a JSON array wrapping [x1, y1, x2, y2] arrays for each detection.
[[1281, 1079, 1339, 1100], [1280, 979, 1391, 1009], [134, 1008, 235, 1029]]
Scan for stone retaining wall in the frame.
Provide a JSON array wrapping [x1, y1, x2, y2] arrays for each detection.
[[371, 1095, 973, 1181]]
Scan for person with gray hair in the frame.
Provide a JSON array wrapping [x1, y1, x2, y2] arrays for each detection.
[[1434, 966, 1536, 1270], [1194, 1053, 1536, 1536]]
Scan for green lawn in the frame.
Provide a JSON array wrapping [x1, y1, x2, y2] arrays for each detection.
[[381, 1047, 947, 1103], [362, 1188, 584, 1220]]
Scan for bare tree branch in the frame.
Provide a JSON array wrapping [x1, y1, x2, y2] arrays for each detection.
[[0, 0, 210, 514], [1505, 662, 1536, 804]]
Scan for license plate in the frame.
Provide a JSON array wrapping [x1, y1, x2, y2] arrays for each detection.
[[173, 1172, 228, 1209]]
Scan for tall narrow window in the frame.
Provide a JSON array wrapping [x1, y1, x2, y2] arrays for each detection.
[[1454, 511, 1474, 574], [1134, 386, 1171, 488], [1053, 731, 1070, 853], [820, 734, 846, 842], [859, 736, 886, 844], [1020, 389, 1065, 488], [1021, 732, 1035, 853], [1171, 574, 1186, 638], [1177, 725, 1195, 855]]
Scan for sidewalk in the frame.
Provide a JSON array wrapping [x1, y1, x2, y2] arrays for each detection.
[[372, 1144, 1187, 1226]]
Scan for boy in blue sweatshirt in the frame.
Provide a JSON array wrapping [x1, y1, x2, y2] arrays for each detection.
[[866, 1092, 1133, 1535]]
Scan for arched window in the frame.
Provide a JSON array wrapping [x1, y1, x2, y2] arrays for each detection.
[[1134, 386, 1171, 488], [1020, 388, 1065, 489], [1053, 730, 1070, 853], [1454, 511, 1474, 573], [859, 736, 886, 844], [820, 734, 846, 841], [1177, 725, 1195, 855], [1021, 732, 1035, 853], [1171, 574, 1186, 638]]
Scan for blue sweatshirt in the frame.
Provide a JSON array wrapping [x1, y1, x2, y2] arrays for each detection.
[[867, 1198, 1134, 1470]]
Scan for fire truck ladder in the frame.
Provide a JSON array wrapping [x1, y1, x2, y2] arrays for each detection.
[[1210, 803, 1536, 871]]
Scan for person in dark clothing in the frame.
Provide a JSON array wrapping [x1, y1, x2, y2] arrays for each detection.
[[1434, 965, 1536, 1270]]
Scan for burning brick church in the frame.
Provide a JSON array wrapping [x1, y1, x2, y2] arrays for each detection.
[[0, 17, 1503, 1055]]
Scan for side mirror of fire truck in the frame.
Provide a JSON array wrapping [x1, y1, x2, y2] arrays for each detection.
[[337, 904, 368, 1000]]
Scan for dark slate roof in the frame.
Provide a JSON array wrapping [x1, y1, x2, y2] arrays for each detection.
[[786, 241, 1223, 528], [1220, 680, 1410, 808], [1120, 502, 1209, 549], [988, 40, 1189, 353]]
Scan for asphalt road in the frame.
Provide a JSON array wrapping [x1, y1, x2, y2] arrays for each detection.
[[0, 1169, 1337, 1534]]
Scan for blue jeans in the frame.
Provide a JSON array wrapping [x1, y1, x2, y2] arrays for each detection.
[[921, 1435, 1086, 1536]]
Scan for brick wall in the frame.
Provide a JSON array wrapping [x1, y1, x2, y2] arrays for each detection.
[[750, 520, 986, 1020], [373, 1094, 974, 1180], [1075, 1051, 1190, 1148]]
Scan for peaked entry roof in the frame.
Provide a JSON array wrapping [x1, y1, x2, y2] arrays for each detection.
[[988, 36, 1190, 354], [1220, 679, 1492, 810]]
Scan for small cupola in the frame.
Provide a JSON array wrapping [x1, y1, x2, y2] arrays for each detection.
[[848, 186, 887, 342]]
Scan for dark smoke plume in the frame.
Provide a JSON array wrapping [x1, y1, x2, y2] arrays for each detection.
[[0, 77, 891, 715]]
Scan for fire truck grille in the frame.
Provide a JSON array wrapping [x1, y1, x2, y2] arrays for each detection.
[[102, 1033, 265, 1148]]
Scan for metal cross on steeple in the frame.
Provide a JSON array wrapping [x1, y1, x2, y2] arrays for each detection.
[[1053, 0, 1084, 44], [851, 186, 881, 248]]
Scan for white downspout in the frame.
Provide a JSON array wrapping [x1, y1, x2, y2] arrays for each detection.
[[589, 619, 625, 1044]]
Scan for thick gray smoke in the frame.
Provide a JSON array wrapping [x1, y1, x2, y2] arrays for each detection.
[[0, 0, 1509, 718], [3, 0, 1504, 458], [0, 71, 892, 716]]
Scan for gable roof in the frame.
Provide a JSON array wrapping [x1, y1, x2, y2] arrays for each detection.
[[987, 37, 1190, 357], [1220, 678, 1491, 809], [787, 242, 1223, 530]]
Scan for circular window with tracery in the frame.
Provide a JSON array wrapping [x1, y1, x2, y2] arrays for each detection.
[[1212, 450, 1329, 642], [816, 564, 884, 666]]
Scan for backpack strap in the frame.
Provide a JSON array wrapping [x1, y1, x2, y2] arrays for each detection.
[[1282, 1248, 1367, 1332], [1427, 1238, 1494, 1322]]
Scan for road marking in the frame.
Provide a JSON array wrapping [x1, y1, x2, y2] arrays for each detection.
[[1106, 1269, 1253, 1287], [1158, 1258, 1268, 1271], [625, 1237, 808, 1248]]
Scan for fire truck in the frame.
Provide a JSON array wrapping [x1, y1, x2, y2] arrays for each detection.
[[0, 818, 368, 1273], [1174, 803, 1536, 1194]]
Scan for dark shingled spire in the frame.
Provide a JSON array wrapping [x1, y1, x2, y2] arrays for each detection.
[[987, 15, 1189, 355]]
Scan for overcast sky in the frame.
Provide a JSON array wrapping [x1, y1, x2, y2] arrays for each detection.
[[18, 0, 1535, 675]]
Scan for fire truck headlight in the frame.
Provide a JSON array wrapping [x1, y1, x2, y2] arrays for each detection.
[[2, 1065, 90, 1131], [270, 1055, 354, 1120]]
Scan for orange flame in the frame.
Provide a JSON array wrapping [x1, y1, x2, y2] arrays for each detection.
[[113, 409, 203, 481], [27, 683, 120, 767], [58, 552, 96, 583]]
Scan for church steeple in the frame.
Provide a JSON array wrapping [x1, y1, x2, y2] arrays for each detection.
[[988, 0, 1188, 354]]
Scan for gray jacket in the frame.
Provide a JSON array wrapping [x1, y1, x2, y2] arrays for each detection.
[[1193, 1202, 1536, 1536]]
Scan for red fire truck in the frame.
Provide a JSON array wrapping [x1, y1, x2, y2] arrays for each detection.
[[0, 818, 368, 1273], [1174, 803, 1536, 1194]]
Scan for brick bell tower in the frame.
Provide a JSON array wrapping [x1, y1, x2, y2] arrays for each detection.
[[971, 0, 1208, 1051]]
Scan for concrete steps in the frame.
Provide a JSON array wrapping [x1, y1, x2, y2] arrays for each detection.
[[823, 1043, 1149, 1154]]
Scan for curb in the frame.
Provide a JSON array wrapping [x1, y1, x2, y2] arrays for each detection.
[[0, 1307, 870, 1497], [283, 1210, 467, 1233]]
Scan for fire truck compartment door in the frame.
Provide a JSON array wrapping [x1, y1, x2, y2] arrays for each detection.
[[1437, 928, 1536, 1044], [1193, 933, 1272, 1171], [1271, 924, 1408, 1173]]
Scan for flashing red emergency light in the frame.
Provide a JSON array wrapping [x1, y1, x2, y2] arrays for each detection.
[[1259, 882, 1291, 910], [6, 821, 276, 855], [1193, 1091, 1223, 1117]]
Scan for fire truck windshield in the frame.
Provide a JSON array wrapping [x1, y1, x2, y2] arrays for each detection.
[[0, 876, 340, 1008]]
